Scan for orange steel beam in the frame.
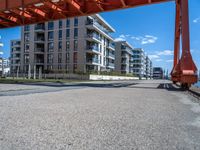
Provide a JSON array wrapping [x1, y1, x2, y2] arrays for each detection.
[[0, 0, 172, 28]]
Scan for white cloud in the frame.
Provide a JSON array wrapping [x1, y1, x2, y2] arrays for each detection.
[[193, 17, 200, 23], [156, 50, 173, 56], [115, 34, 158, 45], [166, 60, 173, 62], [155, 59, 163, 62], [131, 35, 158, 45], [148, 55, 160, 59], [115, 34, 126, 41]]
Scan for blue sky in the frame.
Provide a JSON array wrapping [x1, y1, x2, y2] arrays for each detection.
[[0, 0, 200, 72]]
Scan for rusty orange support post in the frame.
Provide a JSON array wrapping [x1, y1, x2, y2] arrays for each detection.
[[171, 0, 198, 88], [171, 0, 180, 83]]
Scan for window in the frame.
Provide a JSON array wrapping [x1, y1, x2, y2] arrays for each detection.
[[66, 41, 70, 51], [24, 33, 30, 42], [48, 42, 54, 52], [48, 31, 54, 41], [24, 54, 30, 64], [66, 19, 70, 28], [66, 52, 70, 63], [48, 22, 54, 30], [58, 41, 62, 51], [24, 44, 30, 53], [47, 54, 53, 63], [59, 30, 62, 40], [73, 64, 77, 73], [59, 20, 62, 28], [74, 17, 78, 26], [24, 25, 30, 32], [74, 40, 78, 51], [58, 53, 62, 63], [73, 52, 77, 63], [74, 28, 78, 38], [66, 29, 70, 39], [58, 65, 62, 70]]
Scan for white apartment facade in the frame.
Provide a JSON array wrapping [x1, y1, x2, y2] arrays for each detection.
[[12, 14, 115, 75]]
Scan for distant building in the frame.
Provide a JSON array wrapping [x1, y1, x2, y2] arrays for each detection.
[[153, 67, 164, 79], [114, 41, 133, 74], [132, 48, 146, 78], [0, 58, 10, 76], [145, 56, 152, 79]]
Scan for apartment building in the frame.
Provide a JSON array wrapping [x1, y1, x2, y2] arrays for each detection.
[[153, 67, 164, 79], [132, 48, 146, 78], [115, 41, 133, 74], [10, 40, 21, 75], [145, 56, 152, 79], [12, 14, 115, 75]]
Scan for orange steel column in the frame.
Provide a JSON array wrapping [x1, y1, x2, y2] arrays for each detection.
[[171, 0, 181, 83], [172, 0, 197, 88]]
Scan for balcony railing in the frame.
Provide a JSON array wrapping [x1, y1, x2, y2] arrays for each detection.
[[108, 43, 115, 49], [87, 46, 100, 52], [86, 20, 110, 34], [87, 33, 101, 41], [107, 53, 115, 58], [35, 37, 45, 42], [35, 60, 44, 64], [35, 48, 44, 53], [35, 24, 45, 31], [107, 63, 115, 67], [86, 58, 100, 64]]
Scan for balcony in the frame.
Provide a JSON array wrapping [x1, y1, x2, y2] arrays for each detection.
[[34, 37, 45, 43], [35, 24, 45, 32], [86, 58, 100, 65], [35, 59, 44, 65], [107, 43, 115, 50], [106, 52, 115, 59], [107, 63, 115, 68], [35, 48, 45, 53], [121, 60, 129, 64], [86, 20, 110, 35], [86, 46, 101, 54], [86, 33, 101, 43]]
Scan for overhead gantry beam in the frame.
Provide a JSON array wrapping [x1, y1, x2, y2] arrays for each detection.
[[0, 0, 172, 28]]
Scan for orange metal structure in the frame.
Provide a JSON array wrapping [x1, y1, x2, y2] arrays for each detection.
[[0, 0, 197, 87]]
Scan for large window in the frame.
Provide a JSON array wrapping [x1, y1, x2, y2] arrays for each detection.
[[66, 41, 70, 51], [24, 54, 30, 64], [24, 33, 30, 42], [59, 20, 62, 28], [24, 44, 30, 53], [74, 28, 78, 39], [58, 41, 62, 51], [48, 42, 54, 52], [59, 30, 62, 40], [74, 40, 78, 51], [74, 17, 78, 26], [58, 53, 62, 63], [48, 22, 54, 30], [66, 52, 70, 63], [48, 31, 54, 41], [66, 29, 70, 39], [47, 54, 53, 63], [24, 25, 30, 32], [66, 19, 70, 28]]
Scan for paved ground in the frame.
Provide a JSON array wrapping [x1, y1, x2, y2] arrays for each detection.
[[0, 80, 200, 150]]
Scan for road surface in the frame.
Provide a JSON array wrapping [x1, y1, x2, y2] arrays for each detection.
[[0, 80, 200, 149]]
